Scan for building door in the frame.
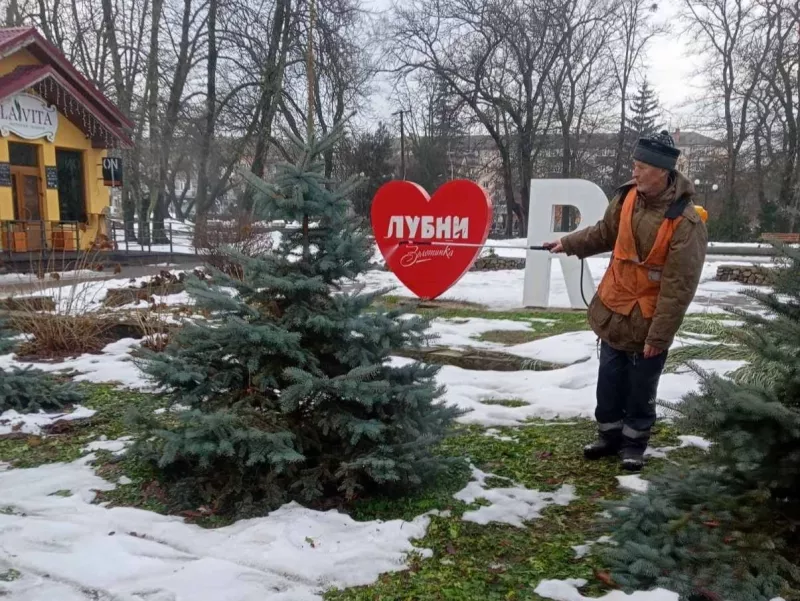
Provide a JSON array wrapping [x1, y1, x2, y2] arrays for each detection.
[[9, 142, 44, 251]]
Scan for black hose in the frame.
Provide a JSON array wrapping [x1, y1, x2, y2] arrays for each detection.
[[579, 258, 591, 308]]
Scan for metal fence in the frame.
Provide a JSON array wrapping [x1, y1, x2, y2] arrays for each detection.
[[109, 221, 195, 255], [1, 220, 85, 259]]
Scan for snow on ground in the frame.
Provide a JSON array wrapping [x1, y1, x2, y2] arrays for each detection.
[[536, 579, 787, 601], [0, 329, 744, 426], [0, 269, 109, 286], [425, 316, 538, 349], [535, 579, 679, 601], [484, 428, 517, 442], [571, 536, 614, 559], [389, 329, 744, 426], [0, 338, 150, 390], [0, 405, 96, 437], [82, 436, 133, 455], [616, 475, 650, 493], [677, 435, 713, 450], [0, 456, 436, 601], [358, 256, 762, 314], [453, 467, 576, 528], [646, 435, 713, 459]]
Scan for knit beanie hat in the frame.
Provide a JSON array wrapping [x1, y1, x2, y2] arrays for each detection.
[[633, 130, 681, 171]]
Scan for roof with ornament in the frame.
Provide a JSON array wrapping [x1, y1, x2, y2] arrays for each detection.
[[0, 27, 133, 149]]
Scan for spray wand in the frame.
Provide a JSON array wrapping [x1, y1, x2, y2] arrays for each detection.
[[395, 240, 590, 307], [398, 240, 552, 251]]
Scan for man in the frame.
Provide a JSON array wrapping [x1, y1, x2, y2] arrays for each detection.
[[546, 131, 707, 471]]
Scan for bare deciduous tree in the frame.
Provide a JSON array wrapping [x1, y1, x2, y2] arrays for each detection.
[[682, 0, 774, 231], [609, 0, 664, 185]]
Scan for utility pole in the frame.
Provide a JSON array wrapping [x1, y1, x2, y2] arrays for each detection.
[[306, 0, 316, 138], [392, 110, 407, 180], [302, 0, 316, 260]]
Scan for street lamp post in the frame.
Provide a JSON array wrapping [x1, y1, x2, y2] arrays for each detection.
[[694, 178, 719, 206]]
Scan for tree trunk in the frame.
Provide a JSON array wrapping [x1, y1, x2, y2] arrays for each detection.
[[499, 148, 515, 239], [152, 0, 194, 244], [753, 127, 768, 223], [516, 133, 533, 234], [101, 0, 138, 241], [193, 0, 218, 244], [5, 0, 19, 26], [244, 0, 293, 213], [613, 101, 627, 186], [141, 0, 164, 246]]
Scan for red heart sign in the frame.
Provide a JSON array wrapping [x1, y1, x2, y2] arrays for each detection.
[[371, 180, 493, 300]]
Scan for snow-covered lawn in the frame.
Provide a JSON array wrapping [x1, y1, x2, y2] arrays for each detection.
[[359, 257, 764, 313], [0, 453, 590, 601], [0, 326, 744, 429], [0, 338, 148, 390], [0, 405, 96, 437], [0, 456, 435, 601], [0, 252, 767, 601]]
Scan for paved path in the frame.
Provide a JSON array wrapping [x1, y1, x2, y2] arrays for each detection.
[[0, 263, 202, 296]]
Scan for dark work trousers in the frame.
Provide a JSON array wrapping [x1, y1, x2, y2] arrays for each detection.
[[595, 341, 668, 451]]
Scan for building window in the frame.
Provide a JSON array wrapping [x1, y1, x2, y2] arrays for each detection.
[[9, 142, 39, 167], [56, 149, 87, 222]]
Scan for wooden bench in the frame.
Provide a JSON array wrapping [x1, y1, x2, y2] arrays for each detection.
[[760, 232, 800, 244]]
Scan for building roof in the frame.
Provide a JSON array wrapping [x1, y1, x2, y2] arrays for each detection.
[[673, 130, 722, 147], [0, 27, 133, 148]]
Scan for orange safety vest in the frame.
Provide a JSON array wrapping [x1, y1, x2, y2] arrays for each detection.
[[597, 187, 684, 319]]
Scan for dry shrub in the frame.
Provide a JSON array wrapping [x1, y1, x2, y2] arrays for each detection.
[[12, 313, 114, 358], [130, 290, 175, 353], [8, 251, 116, 359], [195, 214, 274, 280]]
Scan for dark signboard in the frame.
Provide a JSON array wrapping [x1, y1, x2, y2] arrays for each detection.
[[0, 162, 10, 187], [102, 157, 123, 187], [45, 166, 59, 189]]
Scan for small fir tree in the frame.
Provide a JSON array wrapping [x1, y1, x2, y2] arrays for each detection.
[[0, 322, 82, 413], [339, 123, 394, 220], [626, 78, 663, 139], [623, 78, 664, 165], [130, 127, 462, 516], [601, 246, 800, 600]]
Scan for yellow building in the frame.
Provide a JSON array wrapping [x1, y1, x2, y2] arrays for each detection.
[[0, 27, 132, 253]]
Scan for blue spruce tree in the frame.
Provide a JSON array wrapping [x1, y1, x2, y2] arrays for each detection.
[[131, 127, 461, 516], [601, 248, 800, 600], [0, 321, 81, 412]]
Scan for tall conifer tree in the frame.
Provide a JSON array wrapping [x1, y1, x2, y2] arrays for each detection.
[[602, 248, 800, 600], [131, 127, 461, 516]]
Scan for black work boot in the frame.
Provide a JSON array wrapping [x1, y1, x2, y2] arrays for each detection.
[[583, 430, 622, 460], [620, 445, 645, 472]]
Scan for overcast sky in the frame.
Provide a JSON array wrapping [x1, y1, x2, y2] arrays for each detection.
[[361, 0, 705, 132]]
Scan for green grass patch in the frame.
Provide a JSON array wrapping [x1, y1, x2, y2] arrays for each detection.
[[0, 384, 163, 469], [664, 344, 752, 373], [93, 454, 170, 516], [479, 399, 528, 408], [477, 330, 541, 345], [0, 569, 21, 582], [379, 297, 591, 347], [326, 420, 686, 601], [378, 295, 589, 327], [0, 361, 706, 600]]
